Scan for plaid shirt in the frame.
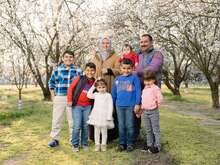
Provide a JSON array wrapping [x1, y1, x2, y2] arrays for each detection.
[[49, 64, 82, 96]]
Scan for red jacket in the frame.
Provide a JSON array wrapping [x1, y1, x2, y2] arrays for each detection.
[[119, 51, 138, 66], [67, 76, 94, 106]]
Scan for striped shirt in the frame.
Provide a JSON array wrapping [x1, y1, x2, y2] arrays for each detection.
[[49, 64, 82, 96]]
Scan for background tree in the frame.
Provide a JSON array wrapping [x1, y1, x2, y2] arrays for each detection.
[[0, 0, 92, 99], [107, 0, 219, 108], [107, 0, 191, 96], [152, 0, 220, 108], [11, 51, 29, 110]]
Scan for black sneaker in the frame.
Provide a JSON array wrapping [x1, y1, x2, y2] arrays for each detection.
[[127, 145, 134, 152], [48, 139, 59, 148], [117, 145, 126, 152], [148, 146, 159, 154], [141, 145, 150, 152]]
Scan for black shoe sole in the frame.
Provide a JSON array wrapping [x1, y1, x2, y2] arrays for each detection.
[[148, 148, 159, 154], [48, 144, 59, 148]]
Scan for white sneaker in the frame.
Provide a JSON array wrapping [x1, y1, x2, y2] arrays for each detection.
[[72, 146, 79, 152], [94, 144, 100, 152], [101, 145, 107, 152]]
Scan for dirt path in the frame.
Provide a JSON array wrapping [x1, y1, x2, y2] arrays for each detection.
[[2, 155, 25, 165], [162, 101, 220, 135]]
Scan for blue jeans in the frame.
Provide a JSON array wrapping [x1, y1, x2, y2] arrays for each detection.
[[71, 105, 91, 146], [116, 106, 134, 146]]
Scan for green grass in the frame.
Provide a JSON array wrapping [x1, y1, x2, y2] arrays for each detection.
[[160, 109, 220, 165], [162, 92, 189, 102], [161, 85, 214, 104], [0, 85, 220, 165], [0, 101, 171, 165], [0, 108, 33, 125]]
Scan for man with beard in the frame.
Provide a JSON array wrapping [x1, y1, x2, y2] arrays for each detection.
[[134, 34, 164, 143], [136, 34, 163, 88]]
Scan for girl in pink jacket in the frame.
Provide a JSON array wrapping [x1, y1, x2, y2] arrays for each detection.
[[141, 70, 163, 153]]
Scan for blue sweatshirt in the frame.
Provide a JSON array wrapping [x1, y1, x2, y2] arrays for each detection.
[[111, 74, 141, 107]]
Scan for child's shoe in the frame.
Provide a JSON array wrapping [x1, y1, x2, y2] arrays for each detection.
[[127, 145, 134, 152], [72, 145, 79, 152], [141, 145, 150, 152], [48, 139, 59, 148], [148, 146, 159, 154], [117, 144, 126, 152], [82, 145, 89, 151], [101, 145, 107, 152], [94, 144, 100, 152]]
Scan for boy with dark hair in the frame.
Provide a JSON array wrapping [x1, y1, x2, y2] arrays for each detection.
[[67, 62, 96, 152], [48, 50, 82, 148], [112, 59, 141, 152]]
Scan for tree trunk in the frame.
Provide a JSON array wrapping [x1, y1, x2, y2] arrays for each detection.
[[206, 74, 219, 109], [41, 85, 51, 100], [25, 76, 28, 88], [165, 81, 181, 96], [163, 69, 181, 96], [18, 88, 22, 100], [173, 87, 180, 95], [209, 82, 219, 109], [34, 80, 38, 87], [18, 89, 23, 110], [184, 81, 189, 88], [27, 63, 50, 100]]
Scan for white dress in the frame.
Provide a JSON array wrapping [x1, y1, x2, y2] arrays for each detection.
[[87, 86, 114, 129]]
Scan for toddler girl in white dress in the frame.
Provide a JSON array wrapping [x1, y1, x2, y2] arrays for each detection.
[[87, 79, 114, 152]]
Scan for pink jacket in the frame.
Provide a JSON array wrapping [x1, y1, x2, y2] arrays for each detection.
[[141, 84, 163, 110]]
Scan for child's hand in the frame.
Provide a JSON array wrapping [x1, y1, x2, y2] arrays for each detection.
[[95, 77, 102, 82], [156, 101, 160, 108], [50, 90, 55, 101], [136, 108, 143, 118], [134, 105, 140, 114], [66, 106, 72, 111], [136, 113, 141, 118]]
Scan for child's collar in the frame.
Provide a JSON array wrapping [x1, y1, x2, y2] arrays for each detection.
[[145, 84, 154, 88], [61, 63, 75, 69], [121, 73, 132, 77]]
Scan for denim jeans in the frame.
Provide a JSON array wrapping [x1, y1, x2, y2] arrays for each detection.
[[116, 106, 134, 146], [71, 105, 91, 146]]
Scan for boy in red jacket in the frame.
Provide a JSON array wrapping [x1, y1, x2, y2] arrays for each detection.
[[67, 62, 96, 152]]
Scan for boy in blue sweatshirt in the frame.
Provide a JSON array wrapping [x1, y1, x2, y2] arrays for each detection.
[[112, 58, 141, 151]]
